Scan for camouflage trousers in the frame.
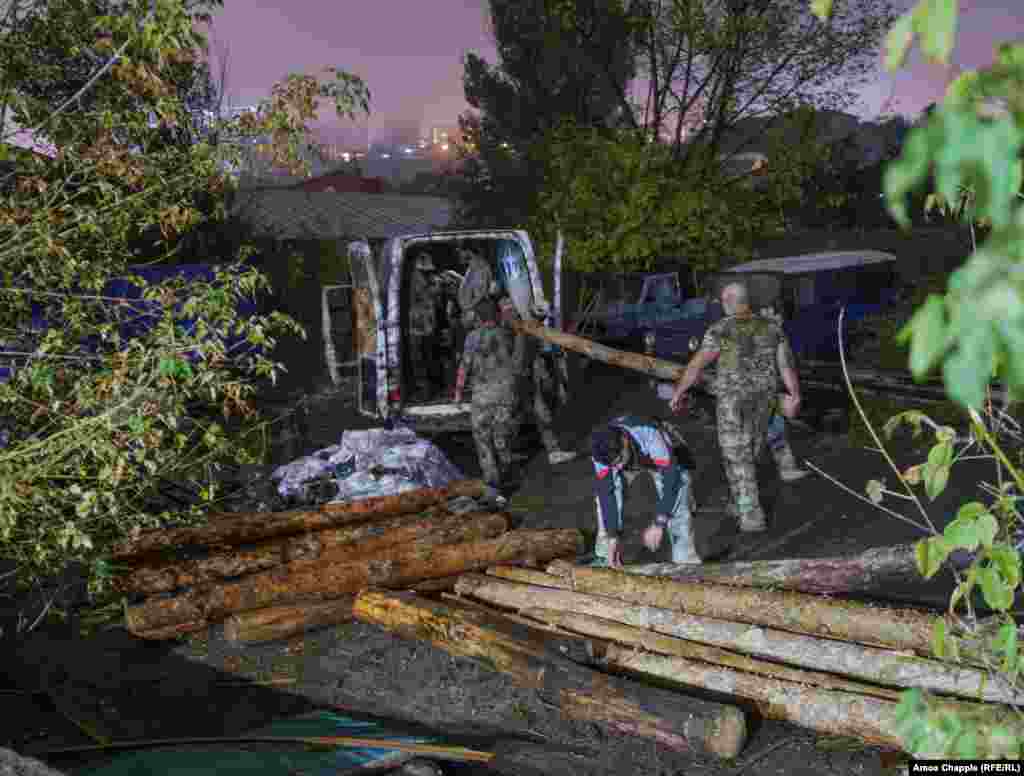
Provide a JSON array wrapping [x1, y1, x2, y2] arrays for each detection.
[[717, 392, 775, 529], [472, 400, 519, 487], [528, 353, 560, 453]]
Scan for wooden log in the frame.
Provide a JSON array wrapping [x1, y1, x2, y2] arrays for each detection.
[[523, 608, 902, 701], [456, 574, 1023, 705], [353, 589, 747, 759], [622, 544, 972, 596], [604, 645, 1024, 756], [409, 575, 462, 593], [125, 529, 583, 635], [510, 320, 685, 381], [223, 597, 357, 644], [547, 565, 951, 657], [131, 620, 210, 641], [112, 479, 487, 560], [485, 566, 573, 589], [117, 509, 500, 595]]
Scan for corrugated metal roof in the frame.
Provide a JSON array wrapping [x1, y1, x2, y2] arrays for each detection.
[[231, 189, 453, 240], [726, 250, 897, 275]]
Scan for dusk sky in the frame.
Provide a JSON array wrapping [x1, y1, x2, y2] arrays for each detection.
[[209, 0, 1023, 145]]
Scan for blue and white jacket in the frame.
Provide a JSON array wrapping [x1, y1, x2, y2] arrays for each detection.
[[593, 415, 684, 537]]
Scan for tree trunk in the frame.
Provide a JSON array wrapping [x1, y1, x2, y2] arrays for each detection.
[[118, 509, 503, 595], [112, 479, 487, 560], [456, 574, 1019, 704], [604, 646, 1024, 756], [223, 597, 357, 644], [620, 544, 971, 596], [545, 565, 947, 657], [521, 608, 902, 701], [486, 565, 573, 589], [353, 590, 747, 760], [510, 320, 685, 381], [125, 529, 583, 634]]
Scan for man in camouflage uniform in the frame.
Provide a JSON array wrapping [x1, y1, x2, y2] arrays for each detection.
[[409, 252, 442, 397], [497, 296, 577, 466], [454, 297, 524, 504], [670, 280, 803, 532], [457, 248, 498, 328]]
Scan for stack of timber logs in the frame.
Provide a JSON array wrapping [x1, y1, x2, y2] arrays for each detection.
[[393, 559, 1024, 758], [114, 479, 584, 644]]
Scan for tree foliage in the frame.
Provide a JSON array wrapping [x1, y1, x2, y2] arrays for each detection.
[[456, 0, 636, 227], [459, 0, 894, 269], [0, 0, 369, 612], [813, 0, 1024, 758]]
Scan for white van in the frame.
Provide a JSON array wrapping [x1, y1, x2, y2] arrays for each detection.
[[346, 230, 566, 433]]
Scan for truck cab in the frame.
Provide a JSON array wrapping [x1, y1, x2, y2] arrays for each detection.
[[650, 250, 900, 364], [347, 229, 563, 434]]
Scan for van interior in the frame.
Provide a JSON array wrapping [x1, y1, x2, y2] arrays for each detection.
[[400, 238, 526, 406]]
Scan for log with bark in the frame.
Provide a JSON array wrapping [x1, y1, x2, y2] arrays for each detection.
[[353, 589, 747, 759], [126, 529, 582, 635], [510, 320, 684, 382], [621, 544, 972, 596], [525, 607, 903, 700], [118, 508, 499, 595], [456, 574, 1022, 705], [112, 479, 487, 560], [545, 564, 951, 658], [223, 597, 357, 644], [603, 645, 1024, 756]]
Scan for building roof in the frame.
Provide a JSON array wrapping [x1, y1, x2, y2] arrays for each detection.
[[726, 250, 897, 275], [231, 188, 453, 241]]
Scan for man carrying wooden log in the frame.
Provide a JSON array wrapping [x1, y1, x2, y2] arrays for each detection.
[[590, 416, 697, 567], [498, 296, 577, 466], [455, 297, 524, 506], [670, 280, 803, 533]]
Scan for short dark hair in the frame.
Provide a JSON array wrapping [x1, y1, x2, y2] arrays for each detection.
[[591, 428, 624, 465], [474, 298, 499, 322]]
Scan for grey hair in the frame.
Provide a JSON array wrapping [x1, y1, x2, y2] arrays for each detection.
[[720, 281, 750, 315]]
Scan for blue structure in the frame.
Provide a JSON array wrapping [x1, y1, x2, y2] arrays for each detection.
[[1, 262, 262, 383], [651, 251, 900, 363]]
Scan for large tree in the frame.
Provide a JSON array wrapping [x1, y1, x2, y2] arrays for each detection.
[[0, 0, 369, 618], [456, 0, 637, 227]]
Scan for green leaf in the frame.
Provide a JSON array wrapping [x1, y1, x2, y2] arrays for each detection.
[[905, 295, 948, 378], [927, 441, 954, 468], [917, 0, 958, 64], [884, 12, 916, 71], [931, 618, 948, 658], [989, 545, 1022, 588], [810, 0, 833, 21], [978, 565, 1015, 611], [884, 127, 934, 225], [994, 620, 1019, 677], [866, 479, 885, 504], [925, 463, 951, 501], [916, 535, 953, 579], [944, 513, 982, 551], [975, 511, 999, 549]]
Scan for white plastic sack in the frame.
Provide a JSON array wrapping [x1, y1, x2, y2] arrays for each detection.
[[271, 426, 464, 503]]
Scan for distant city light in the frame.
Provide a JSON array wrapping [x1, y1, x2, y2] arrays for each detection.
[[440, 143, 449, 151], [342, 152, 351, 161], [381, 153, 391, 159], [404, 146, 413, 154]]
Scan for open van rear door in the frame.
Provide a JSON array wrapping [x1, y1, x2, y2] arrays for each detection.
[[347, 240, 385, 418]]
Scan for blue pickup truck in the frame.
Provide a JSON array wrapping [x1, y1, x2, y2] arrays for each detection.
[[648, 250, 901, 364]]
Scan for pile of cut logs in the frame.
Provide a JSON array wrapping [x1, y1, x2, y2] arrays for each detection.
[[354, 551, 1024, 760], [113, 479, 581, 643]]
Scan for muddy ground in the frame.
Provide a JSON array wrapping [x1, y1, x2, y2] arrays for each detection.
[[0, 360, 1002, 776]]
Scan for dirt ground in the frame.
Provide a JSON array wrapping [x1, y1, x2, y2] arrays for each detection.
[[0, 360, 1002, 776]]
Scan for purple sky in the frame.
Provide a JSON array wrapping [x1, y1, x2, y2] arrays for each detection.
[[209, 0, 1022, 144]]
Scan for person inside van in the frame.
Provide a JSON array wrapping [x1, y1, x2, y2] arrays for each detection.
[[409, 252, 442, 400]]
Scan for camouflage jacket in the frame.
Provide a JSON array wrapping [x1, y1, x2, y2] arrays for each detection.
[[700, 313, 791, 397], [410, 269, 440, 336], [457, 321, 525, 406]]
